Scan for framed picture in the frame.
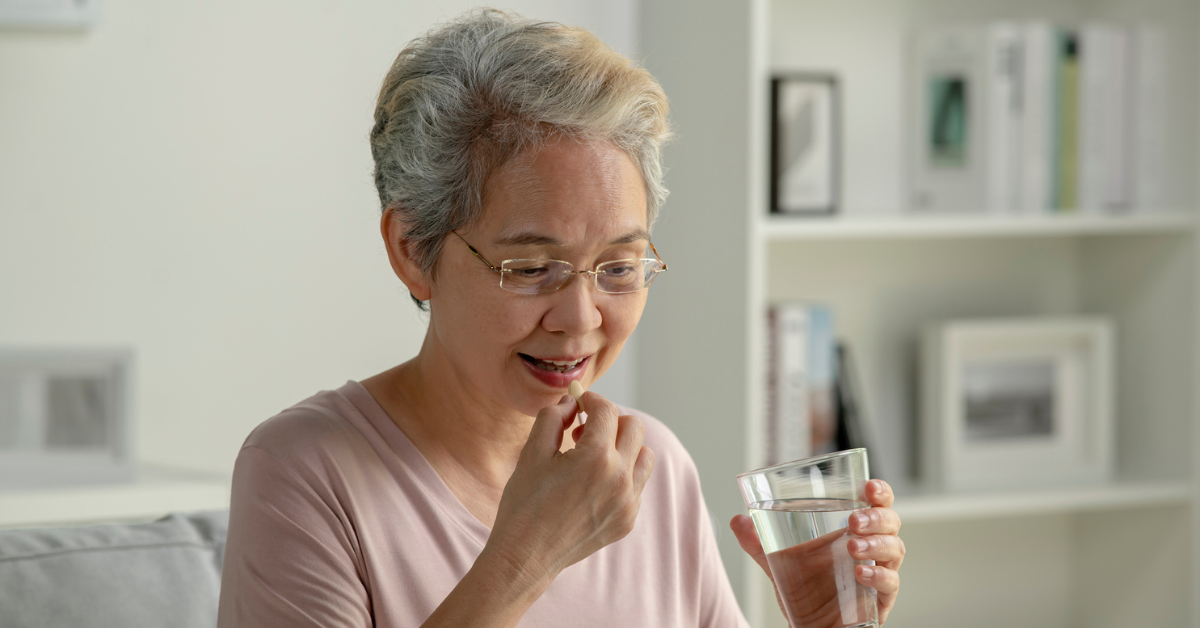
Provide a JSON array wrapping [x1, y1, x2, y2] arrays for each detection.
[[0, 0, 101, 29], [0, 348, 135, 489], [920, 317, 1114, 492], [771, 73, 839, 214]]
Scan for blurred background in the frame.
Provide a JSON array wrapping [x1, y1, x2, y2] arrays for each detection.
[[2, 1, 1198, 627]]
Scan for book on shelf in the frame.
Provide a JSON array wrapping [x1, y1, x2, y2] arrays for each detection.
[[986, 23, 1022, 213], [910, 25, 988, 213], [1133, 24, 1167, 209], [1053, 28, 1080, 212], [912, 21, 1167, 215], [1021, 22, 1054, 212], [765, 303, 837, 466], [833, 342, 882, 482]]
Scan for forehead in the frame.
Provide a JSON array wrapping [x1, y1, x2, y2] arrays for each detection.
[[476, 137, 649, 240]]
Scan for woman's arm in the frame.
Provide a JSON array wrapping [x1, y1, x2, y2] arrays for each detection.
[[218, 446, 373, 628]]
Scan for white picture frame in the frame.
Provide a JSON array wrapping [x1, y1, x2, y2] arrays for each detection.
[[920, 317, 1114, 493], [0, 348, 135, 489], [0, 0, 101, 29]]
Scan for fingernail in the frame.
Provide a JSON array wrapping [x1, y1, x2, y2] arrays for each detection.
[[559, 395, 571, 404], [860, 566, 875, 579], [852, 512, 868, 529], [850, 538, 869, 553]]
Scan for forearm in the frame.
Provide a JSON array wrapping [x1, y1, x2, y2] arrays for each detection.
[[420, 545, 554, 628]]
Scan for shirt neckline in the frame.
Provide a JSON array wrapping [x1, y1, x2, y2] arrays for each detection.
[[335, 379, 493, 545]]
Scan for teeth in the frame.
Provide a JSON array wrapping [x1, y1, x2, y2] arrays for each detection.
[[529, 356, 584, 373]]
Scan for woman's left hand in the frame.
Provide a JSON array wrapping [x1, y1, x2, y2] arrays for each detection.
[[730, 479, 904, 625]]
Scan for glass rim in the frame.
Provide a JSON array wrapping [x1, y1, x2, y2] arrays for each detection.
[[735, 447, 867, 481]]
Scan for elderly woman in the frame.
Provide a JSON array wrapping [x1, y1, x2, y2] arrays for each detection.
[[217, 9, 904, 628]]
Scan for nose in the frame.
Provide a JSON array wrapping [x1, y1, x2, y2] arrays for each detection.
[[541, 273, 603, 336]]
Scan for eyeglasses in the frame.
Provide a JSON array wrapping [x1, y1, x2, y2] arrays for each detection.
[[451, 231, 668, 295]]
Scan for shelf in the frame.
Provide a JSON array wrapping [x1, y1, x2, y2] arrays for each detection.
[[892, 481, 1192, 524], [762, 210, 1196, 241], [0, 464, 231, 529]]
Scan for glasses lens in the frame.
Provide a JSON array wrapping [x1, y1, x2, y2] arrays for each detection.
[[500, 259, 573, 294], [596, 259, 664, 294]]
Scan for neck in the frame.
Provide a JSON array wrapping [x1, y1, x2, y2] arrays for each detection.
[[369, 332, 536, 496]]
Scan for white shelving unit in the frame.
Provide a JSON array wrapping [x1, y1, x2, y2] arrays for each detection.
[[893, 481, 1191, 524], [763, 210, 1196, 241], [638, 1, 1199, 627]]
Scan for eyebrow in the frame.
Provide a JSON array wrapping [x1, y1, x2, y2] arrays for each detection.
[[493, 227, 651, 248]]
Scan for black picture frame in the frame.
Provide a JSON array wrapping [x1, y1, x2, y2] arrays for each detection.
[[771, 73, 841, 215]]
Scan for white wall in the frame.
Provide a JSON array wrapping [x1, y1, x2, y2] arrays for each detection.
[[0, 0, 637, 476]]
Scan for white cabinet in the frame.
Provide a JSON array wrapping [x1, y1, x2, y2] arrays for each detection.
[[638, 1, 1199, 626]]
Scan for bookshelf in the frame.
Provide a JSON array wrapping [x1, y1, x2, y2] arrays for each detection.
[[638, 1, 1199, 627], [763, 210, 1196, 240]]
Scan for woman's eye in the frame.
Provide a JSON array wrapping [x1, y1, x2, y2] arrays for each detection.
[[513, 265, 550, 277]]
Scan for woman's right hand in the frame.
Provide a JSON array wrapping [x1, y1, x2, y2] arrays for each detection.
[[483, 391, 656, 587]]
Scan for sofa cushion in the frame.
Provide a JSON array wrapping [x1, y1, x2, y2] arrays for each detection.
[[0, 510, 228, 628]]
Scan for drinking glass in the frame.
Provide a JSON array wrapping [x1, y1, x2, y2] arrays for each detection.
[[737, 449, 877, 628]]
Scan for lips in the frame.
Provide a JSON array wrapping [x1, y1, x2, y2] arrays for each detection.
[[519, 353, 590, 388]]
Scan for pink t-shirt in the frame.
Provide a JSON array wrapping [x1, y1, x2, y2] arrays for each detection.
[[217, 381, 750, 627]]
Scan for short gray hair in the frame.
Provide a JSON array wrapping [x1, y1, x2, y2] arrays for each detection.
[[370, 9, 671, 306]]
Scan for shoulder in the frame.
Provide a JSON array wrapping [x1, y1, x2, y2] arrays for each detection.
[[614, 405, 701, 487], [238, 386, 371, 476]]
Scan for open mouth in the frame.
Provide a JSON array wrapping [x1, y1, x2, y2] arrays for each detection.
[[519, 353, 588, 374]]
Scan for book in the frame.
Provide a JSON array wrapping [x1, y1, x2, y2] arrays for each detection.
[[765, 303, 837, 465], [910, 25, 988, 212], [986, 23, 1023, 213], [1079, 24, 1132, 212], [834, 342, 881, 481], [1020, 22, 1055, 212], [1133, 24, 1167, 209], [1053, 29, 1080, 211]]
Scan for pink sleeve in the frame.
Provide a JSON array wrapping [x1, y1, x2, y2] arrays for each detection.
[[217, 446, 372, 628]]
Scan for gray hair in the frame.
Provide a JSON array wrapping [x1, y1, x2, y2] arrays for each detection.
[[370, 9, 671, 307]]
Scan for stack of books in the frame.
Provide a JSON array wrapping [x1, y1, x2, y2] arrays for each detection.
[[765, 303, 877, 471], [911, 23, 1166, 214]]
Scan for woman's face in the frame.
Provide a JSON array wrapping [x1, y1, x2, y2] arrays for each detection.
[[428, 137, 650, 417]]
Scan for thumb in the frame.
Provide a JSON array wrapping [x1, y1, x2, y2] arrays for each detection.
[[730, 515, 772, 579], [523, 395, 577, 458]]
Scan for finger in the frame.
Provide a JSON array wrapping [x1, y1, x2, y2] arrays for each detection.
[[729, 515, 771, 578], [632, 445, 655, 491], [866, 479, 894, 508], [571, 422, 585, 444], [523, 395, 577, 457], [848, 535, 906, 568], [849, 506, 901, 536], [857, 564, 899, 597], [575, 391, 619, 447], [614, 414, 646, 458]]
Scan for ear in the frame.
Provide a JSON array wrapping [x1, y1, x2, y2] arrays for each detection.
[[380, 211, 432, 302]]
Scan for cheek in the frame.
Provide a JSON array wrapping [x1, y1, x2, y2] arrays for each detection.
[[598, 295, 646, 360]]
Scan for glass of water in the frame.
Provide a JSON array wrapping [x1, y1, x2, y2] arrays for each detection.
[[737, 449, 877, 628]]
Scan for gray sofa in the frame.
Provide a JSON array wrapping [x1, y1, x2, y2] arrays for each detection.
[[0, 510, 229, 628]]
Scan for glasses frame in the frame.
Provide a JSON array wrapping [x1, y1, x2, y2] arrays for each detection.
[[450, 230, 668, 295]]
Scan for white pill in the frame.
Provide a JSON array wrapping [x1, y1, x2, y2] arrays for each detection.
[[568, 380, 585, 405]]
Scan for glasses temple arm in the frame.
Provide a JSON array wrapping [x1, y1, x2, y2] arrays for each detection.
[[452, 230, 503, 273], [648, 241, 667, 271]]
